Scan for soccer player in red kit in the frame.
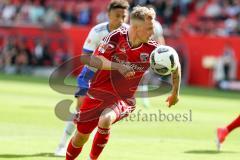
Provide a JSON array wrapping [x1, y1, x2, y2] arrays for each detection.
[[217, 114, 240, 150], [66, 6, 181, 160]]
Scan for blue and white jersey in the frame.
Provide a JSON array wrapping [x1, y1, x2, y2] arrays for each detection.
[[83, 22, 129, 54], [83, 22, 110, 54]]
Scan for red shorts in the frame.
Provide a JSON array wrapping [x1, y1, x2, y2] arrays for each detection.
[[74, 95, 136, 134]]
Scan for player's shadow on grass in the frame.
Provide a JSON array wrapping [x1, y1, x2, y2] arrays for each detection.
[[0, 153, 62, 158], [184, 150, 238, 154]]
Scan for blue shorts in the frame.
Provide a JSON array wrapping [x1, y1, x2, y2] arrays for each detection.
[[75, 66, 95, 97]]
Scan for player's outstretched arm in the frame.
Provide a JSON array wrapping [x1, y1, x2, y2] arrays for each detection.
[[166, 62, 181, 108], [80, 54, 135, 78]]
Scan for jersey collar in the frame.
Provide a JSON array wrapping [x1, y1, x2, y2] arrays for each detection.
[[126, 30, 143, 50]]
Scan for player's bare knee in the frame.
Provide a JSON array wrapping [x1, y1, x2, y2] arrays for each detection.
[[99, 114, 112, 128], [99, 109, 116, 128]]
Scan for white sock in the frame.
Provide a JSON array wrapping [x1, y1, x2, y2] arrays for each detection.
[[65, 121, 75, 135], [59, 121, 75, 147]]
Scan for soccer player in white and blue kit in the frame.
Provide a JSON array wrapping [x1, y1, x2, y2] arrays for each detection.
[[54, 0, 130, 156]]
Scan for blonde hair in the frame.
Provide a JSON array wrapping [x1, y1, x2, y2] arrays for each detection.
[[130, 6, 156, 23]]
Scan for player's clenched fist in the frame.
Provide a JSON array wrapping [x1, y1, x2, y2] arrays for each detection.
[[166, 94, 179, 108]]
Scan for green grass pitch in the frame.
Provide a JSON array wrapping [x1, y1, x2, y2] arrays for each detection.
[[0, 74, 239, 160]]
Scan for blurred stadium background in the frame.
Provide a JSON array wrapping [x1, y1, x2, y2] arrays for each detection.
[[0, 0, 239, 160]]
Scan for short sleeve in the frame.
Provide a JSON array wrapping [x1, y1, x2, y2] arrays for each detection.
[[82, 28, 99, 54]]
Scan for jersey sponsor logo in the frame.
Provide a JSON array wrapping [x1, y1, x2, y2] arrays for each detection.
[[112, 54, 145, 71], [140, 53, 149, 62]]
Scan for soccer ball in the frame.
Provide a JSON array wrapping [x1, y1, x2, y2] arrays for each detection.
[[150, 45, 179, 76]]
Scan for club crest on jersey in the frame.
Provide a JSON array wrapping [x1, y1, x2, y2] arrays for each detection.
[[140, 53, 149, 62]]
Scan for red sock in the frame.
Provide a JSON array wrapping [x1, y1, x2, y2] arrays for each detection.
[[66, 139, 83, 160], [227, 115, 240, 133], [89, 127, 110, 160]]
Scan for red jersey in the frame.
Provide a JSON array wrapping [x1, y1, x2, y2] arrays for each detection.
[[88, 27, 158, 103]]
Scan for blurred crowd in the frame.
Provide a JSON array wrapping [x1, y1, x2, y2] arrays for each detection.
[[0, 0, 92, 26], [0, 37, 70, 74], [178, 0, 240, 36]]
